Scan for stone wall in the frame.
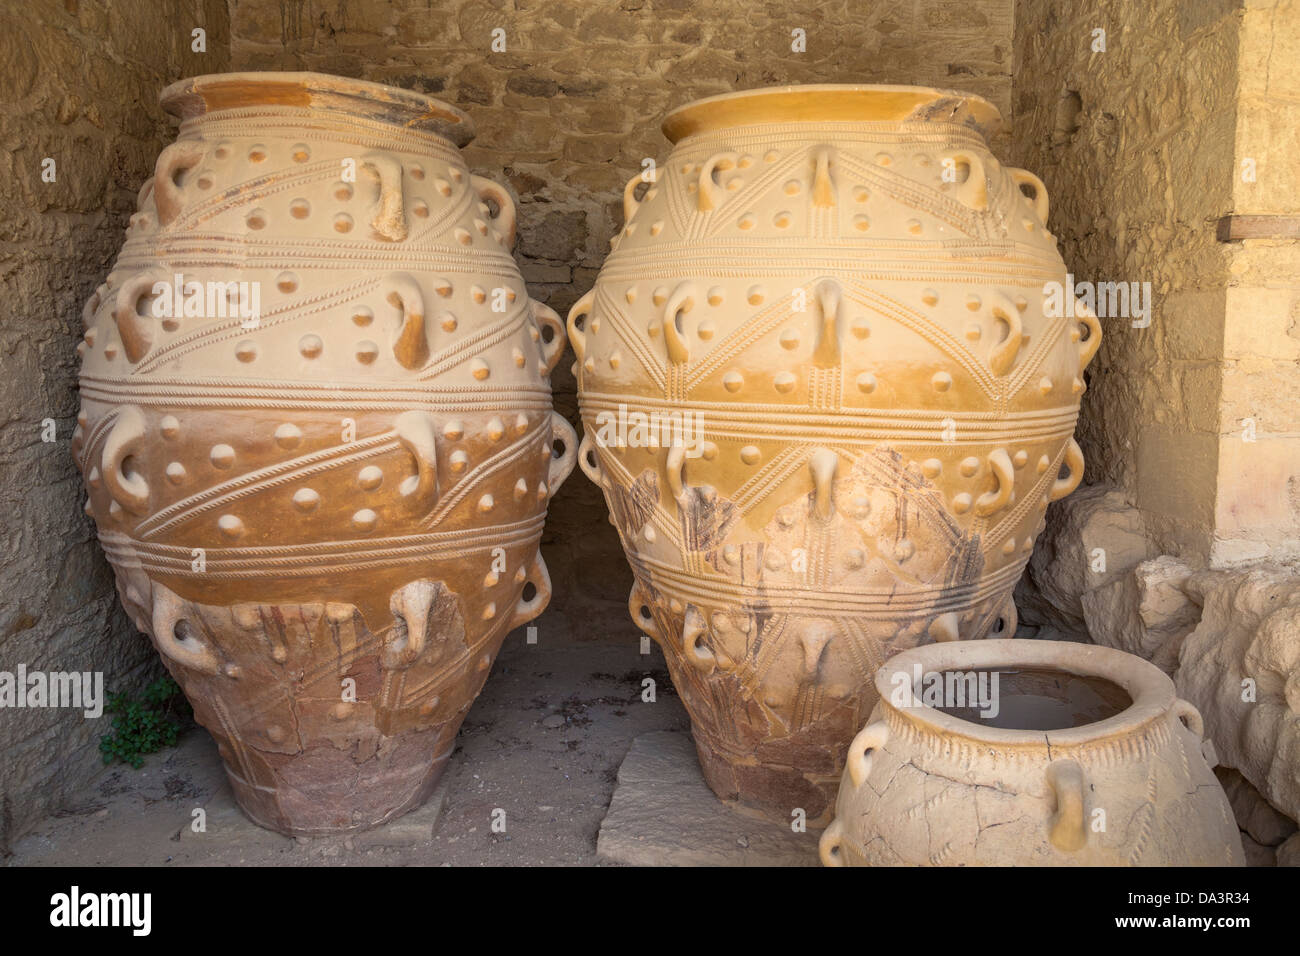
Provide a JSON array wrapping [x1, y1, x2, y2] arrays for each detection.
[[1011, 0, 1300, 567], [1216, 0, 1300, 566], [0, 0, 230, 850], [226, 0, 1018, 632], [1010, 0, 1238, 563]]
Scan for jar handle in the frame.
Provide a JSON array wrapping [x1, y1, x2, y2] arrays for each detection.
[[1009, 167, 1050, 225], [662, 282, 695, 365], [113, 273, 163, 364], [696, 151, 740, 212], [153, 141, 204, 226], [1172, 697, 1205, 738], [101, 406, 151, 516], [577, 431, 602, 485], [1046, 759, 1088, 851], [361, 152, 408, 241], [946, 151, 989, 212], [682, 604, 716, 673], [628, 581, 661, 642], [384, 273, 428, 370], [531, 299, 566, 377], [622, 172, 648, 225], [546, 412, 577, 497], [1075, 300, 1103, 371], [566, 290, 593, 364], [1049, 438, 1085, 501], [471, 174, 516, 248], [508, 552, 552, 631], [846, 720, 889, 789], [975, 448, 1015, 517], [394, 410, 439, 512], [987, 293, 1023, 377], [150, 584, 223, 675], [819, 819, 847, 867]]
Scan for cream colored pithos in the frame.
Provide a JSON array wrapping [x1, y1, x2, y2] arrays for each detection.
[[820, 639, 1245, 866], [568, 85, 1097, 824]]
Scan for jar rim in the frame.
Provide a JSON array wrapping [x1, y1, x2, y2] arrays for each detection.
[[874, 638, 1176, 748], [160, 72, 475, 147], [661, 83, 1003, 144]]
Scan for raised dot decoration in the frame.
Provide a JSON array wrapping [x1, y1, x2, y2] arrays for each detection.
[[217, 514, 245, 539], [292, 488, 320, 512], [275, 423, 303, 449], [210, 444, 235, 469]]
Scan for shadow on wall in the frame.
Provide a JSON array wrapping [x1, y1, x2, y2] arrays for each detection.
[[0, 0, 232, 851]]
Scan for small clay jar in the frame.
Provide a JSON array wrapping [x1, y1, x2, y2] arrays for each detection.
[[820, 639, 1245, 866]]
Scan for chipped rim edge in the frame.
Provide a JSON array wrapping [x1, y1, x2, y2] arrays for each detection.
[[160, 71, 475, 147], [662, 83, 1003, 144]]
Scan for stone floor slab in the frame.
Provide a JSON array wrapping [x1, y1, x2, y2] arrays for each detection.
[[597, 731, 820, 867]]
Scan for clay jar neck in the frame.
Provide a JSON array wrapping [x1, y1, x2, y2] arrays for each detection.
[[159, 71, 476, 148], [875, 638, 1177, 752], [661, 84, 1004, 145]]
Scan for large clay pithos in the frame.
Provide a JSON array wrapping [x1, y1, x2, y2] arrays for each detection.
[[567, 85, 1100, 824], [819, 639, 1245, 866], [73, 73, 575, 835]]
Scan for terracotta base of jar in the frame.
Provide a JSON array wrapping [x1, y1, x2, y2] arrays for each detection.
[[119, 567, 537, 836]]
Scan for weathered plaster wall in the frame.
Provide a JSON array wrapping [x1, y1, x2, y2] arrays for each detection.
[[225, 0, 1018, 631], [1012, 0, 1299, 567], [1215, 0, 1300, 565], [0, 0, 230, 850], [1011, 0, 1242, 564]]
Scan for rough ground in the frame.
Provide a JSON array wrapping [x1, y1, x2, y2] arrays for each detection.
[[5, 615, 1275, 867], [6, 604, 693, 866]]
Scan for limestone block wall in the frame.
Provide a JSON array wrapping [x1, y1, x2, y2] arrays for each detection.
[[225, 0, 1018, 632], [1010, 0, 1241, 564], [1215, 0, 1300, 566], [1011, 0, 1299, 567], [0, 0, 231, 851]]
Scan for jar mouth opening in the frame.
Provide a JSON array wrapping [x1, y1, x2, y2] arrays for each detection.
[[661, 84, 1003, 144], [876, 639, 1174, 746], [160, 72, 475, 147]]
